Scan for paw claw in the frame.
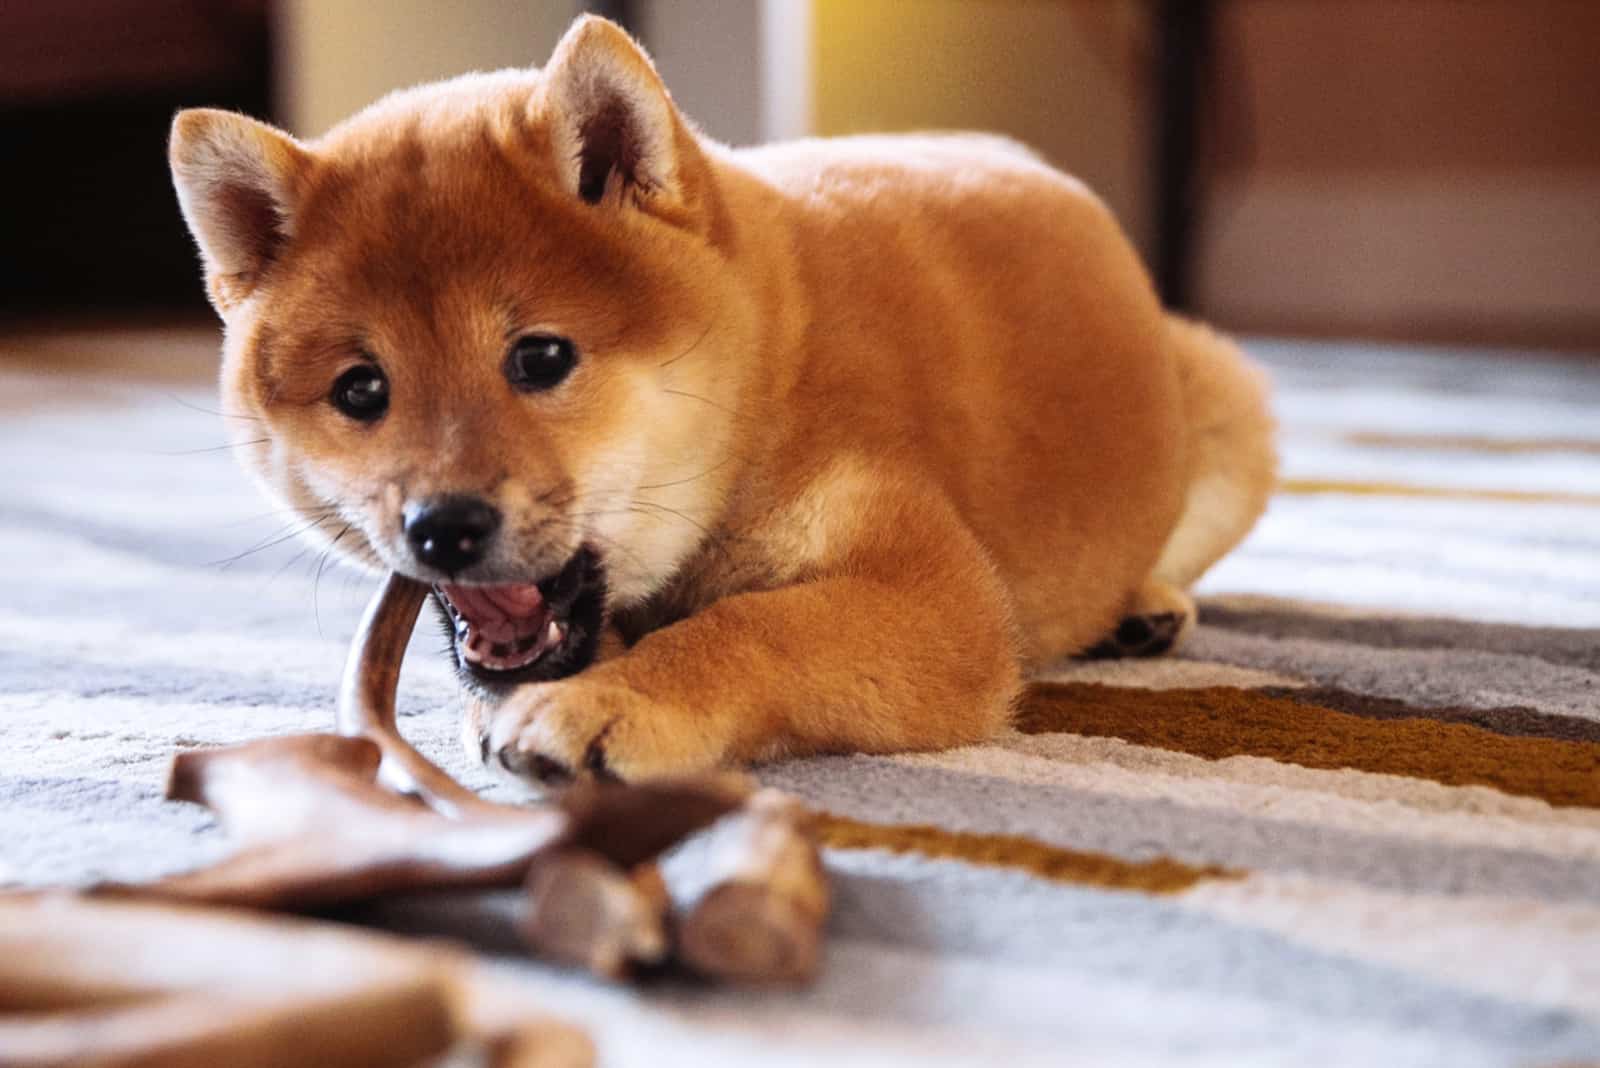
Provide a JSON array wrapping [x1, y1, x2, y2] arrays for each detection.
[[530, 753, 575, 786], [497, 743, 574, 787], [582, 738, 617, 780]]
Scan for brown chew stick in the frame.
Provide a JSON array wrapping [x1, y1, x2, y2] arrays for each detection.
[[671, 791, 830, 983], [166, 732, 398, 840], [328, 573, 822, 982], [124, 733, 573, 910], [0, 895, 593, 1067], [123, 734, 745, 913], [337, 571, 502, 817], [333, 570, 753, 864], [520, 852, 669, 979]]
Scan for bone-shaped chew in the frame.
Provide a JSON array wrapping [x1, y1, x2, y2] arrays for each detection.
[[520, 794, 831, 985]]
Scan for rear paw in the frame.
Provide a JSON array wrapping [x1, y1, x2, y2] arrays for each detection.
[[1083, 611, 1185, 659]]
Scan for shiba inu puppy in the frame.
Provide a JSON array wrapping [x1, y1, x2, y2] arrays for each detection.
[[170, 16, 1274, 786]]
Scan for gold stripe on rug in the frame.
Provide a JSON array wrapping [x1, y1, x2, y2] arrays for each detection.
[[812, 813, 1239, 894], [1017, 683, 1600, 810], [942, 734, 1600, 861], [1279, 478, 1600, 506], [1340, 431, 1600, 456]]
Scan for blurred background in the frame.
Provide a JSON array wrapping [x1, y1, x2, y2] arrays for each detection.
[[2, 0, 1597, 350]]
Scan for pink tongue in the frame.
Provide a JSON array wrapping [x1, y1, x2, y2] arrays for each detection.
[[442, 583, 544, 625]]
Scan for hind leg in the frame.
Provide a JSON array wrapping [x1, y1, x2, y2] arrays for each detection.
[[1085, 319, 1275, 660], [1083, 580, 1196, 658]]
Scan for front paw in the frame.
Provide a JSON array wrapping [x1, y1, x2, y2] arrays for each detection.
[[476, 678, 724, 788]]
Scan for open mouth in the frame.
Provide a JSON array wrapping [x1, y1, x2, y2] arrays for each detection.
[[431, 546, 605, 692]]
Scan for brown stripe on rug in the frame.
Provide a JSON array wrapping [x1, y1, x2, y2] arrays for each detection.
[[1278, 478, 1600, 507], [812, 813, 1239, 893], [1018, 683, 1600, 809]]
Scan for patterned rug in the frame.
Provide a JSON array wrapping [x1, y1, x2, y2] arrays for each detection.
[[4, 328, 1599, 1066]]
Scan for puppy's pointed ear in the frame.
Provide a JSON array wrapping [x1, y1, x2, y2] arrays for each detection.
[[540, 16, 702, 223], [169, 109, 311, 312]]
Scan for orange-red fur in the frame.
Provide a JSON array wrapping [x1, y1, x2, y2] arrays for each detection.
[[170, 17, 1275, 783]]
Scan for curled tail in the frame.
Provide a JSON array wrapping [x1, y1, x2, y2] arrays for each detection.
[[1152, 316, 1277, 590]]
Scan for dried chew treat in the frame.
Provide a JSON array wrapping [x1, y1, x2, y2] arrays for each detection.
[[337, 571, 502, 817], [520, 852, 670, 979], [110, 733, 571, 910], [0, 893, 594, 1067], [667, 790, 830, 984], [107, 733, 745, 915]]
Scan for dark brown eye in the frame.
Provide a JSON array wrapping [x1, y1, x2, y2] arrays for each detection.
[[505, 334, 578, 393], [331, 364, 388, 422]]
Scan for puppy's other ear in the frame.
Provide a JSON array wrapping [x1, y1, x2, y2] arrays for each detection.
[[540, 15, 704, 225], [169, 109, 311, 312]]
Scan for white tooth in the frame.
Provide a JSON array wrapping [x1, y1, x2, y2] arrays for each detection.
[[545, 619, 561, 646]]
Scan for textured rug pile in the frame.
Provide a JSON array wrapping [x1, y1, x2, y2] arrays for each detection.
[[3, 328, 1599, 1066]]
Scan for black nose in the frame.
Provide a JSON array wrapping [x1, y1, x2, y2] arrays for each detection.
[[403, 495, 501, 573]]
